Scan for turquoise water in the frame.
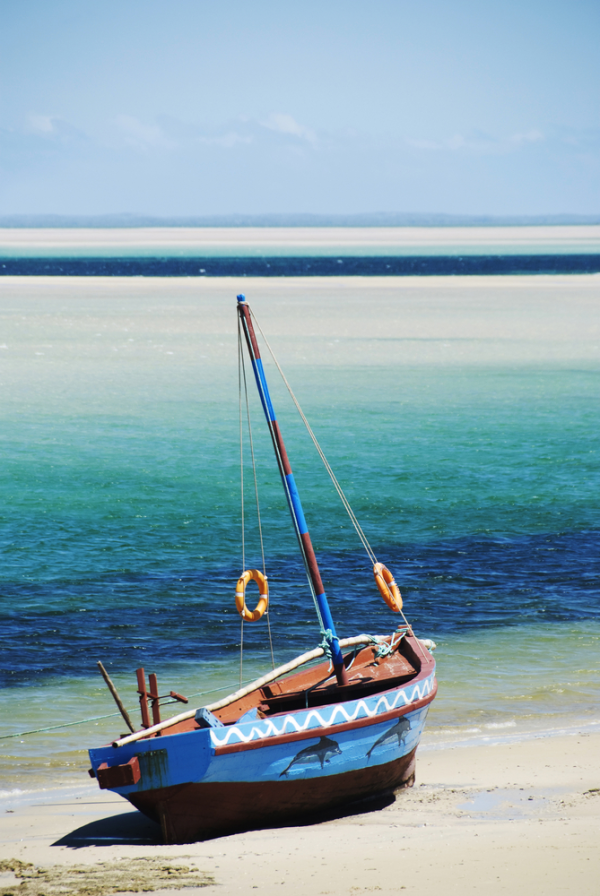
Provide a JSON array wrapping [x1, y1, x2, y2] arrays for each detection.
[[1, 275, 599, 791]]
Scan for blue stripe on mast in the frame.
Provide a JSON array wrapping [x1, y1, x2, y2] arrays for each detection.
[[314, 594, 345, 666], [255, 359, 277, 422], [285, 474, 308, 535], [246, 356, 277, 424]]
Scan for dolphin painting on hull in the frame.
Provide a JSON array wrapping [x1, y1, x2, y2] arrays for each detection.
[[366, 717, 411, 760], [279, 736, 342, 777]]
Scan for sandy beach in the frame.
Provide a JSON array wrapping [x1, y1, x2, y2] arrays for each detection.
[[1, 732, 598, 895], [1, 224, 599, 254]]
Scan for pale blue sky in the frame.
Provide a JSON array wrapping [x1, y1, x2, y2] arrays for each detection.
[[1, 0, 598, 216]]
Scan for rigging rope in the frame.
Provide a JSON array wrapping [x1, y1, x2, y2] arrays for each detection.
[[238, 317, 276, 672], [238, 326, 246, 571], [238, 325, 246, 686], [0, 675, 276, 740], [250, 308, 379, 567]]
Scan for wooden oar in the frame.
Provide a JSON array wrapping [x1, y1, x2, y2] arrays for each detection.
[[97, 661, 136, 733]]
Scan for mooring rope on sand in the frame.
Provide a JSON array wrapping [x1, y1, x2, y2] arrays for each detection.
[[0, 712, 125, 740], [0, 678, 258, 740]]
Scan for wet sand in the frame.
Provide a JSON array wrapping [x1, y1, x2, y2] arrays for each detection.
[[1, 273, 599, 368], [1, 224, 599, 253]]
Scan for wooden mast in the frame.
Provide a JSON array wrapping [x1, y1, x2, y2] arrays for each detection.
[[237, 295, 349, 687]]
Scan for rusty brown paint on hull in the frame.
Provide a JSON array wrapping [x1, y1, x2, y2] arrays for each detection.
[[128, 747, 417, 843]]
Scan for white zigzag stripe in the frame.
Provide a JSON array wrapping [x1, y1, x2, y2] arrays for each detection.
[[210, 674, 434, 749]]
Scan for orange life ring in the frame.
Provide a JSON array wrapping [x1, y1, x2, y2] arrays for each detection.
[[373, 563, 402, 612], [235, 569, 269, 621]]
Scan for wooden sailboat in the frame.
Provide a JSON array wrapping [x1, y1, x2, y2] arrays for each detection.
[[88, 295, 437, 843]]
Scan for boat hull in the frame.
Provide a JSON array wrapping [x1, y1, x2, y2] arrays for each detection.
[[131, 747, 417, 843], [90, 663, 436, 843]]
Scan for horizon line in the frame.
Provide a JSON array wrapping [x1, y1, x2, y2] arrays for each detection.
[[1, 212, 600, 229]]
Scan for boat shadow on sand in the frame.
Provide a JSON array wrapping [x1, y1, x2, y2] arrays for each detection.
[[53, 810, 163, 848], [53, 790, 399, 848]]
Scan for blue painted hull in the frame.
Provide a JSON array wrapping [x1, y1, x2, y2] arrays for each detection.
[[89, 664, 436, 842]]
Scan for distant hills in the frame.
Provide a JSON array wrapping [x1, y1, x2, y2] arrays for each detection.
[[1, 213, 599, 228]]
